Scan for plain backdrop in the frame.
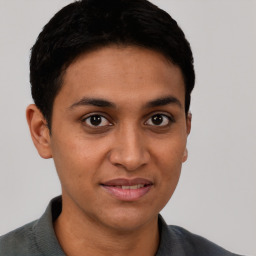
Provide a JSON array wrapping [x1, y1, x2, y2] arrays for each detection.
[[0, 0, 255, 255]]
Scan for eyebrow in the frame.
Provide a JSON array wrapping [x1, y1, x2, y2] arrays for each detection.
[[69, 95, 182, 110], [69, 97, 116, 109], [145, 96, 182, 109]]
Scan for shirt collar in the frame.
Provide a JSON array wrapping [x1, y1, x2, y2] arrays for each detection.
[[33, 196, 184, 256]]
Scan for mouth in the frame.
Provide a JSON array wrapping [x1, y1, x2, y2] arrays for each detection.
[[101, 178, 153, 201], [107, 184, 150, 189]]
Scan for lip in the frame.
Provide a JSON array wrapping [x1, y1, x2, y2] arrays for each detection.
[[101, 178, 153, 201]]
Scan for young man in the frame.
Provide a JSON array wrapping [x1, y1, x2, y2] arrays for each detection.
[[0, 0, 243, 255]]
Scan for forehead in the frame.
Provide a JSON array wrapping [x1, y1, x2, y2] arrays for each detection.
[[56, 45, 185, 110]]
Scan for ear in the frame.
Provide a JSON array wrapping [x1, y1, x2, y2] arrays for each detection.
[[182, 148, 188, 162], [26, 104, 52, 159], [182, 112, 192, 163], [186, 112, 192, 136]]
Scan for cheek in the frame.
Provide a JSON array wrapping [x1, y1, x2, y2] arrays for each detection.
[[154, 136, 187, 170], [50, 137, 95, 188], [153, 137, 186, 197], [50, 133, 112, 192]]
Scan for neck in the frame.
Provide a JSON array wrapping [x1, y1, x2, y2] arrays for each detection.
[[54, 197, 159, 256]]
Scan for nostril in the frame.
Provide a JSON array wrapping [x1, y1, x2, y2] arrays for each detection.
[[108, 131, 150, 170], [108, 148, 150, 171]]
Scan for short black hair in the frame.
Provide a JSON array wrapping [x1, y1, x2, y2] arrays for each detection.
[[30, 0, 195, 128]]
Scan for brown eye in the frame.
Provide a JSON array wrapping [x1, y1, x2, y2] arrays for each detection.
[[145, 114, 171, 126], [84, 115, 111, 127]]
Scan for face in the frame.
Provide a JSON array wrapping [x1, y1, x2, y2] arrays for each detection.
[[33, 46, 191, 232]]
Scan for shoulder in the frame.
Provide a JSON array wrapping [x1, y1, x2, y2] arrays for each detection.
[[168, 225, 243, 256], [0, 220, 42, 256], [0, 196, 64, 256], [157, 215, 244, 256]]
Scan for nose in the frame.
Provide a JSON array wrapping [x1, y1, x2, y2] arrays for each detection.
[[109, 125, 150, 171]]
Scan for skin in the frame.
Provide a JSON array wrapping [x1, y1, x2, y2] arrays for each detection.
[[26, 45, 191, 256]]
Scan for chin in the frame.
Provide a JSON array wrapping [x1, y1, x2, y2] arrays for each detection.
[[99, 206, 158, 232]]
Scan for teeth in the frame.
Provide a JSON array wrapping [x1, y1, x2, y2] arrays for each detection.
[[120, 184, 145, 189]]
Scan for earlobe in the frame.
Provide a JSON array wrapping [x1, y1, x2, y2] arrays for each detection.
[[183, 112, 192, 163], [182, 148, 188, 162], [26, 104, 52, 159]]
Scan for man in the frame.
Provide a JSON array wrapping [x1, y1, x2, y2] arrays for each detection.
[[0, 0, 243, 255]]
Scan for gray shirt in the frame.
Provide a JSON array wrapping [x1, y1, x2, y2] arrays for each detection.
[[0, 196, 243, 256]]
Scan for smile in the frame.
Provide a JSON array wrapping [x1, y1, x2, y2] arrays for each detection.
[[101, 178, 153, 201], [110, 184, 147, 189]]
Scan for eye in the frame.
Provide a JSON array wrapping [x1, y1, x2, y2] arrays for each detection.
[[83, 114, 111, 127], [145, 114, 172, 127]]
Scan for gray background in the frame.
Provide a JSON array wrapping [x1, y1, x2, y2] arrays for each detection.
[[0, 0, 255, 255]]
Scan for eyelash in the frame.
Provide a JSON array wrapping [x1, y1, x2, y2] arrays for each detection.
[[145, 113, 173, 127], [81, 114, 112, 128], [81, 113, 174, 129]]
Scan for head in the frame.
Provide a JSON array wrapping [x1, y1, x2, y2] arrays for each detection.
[[27, 0, 195, 234], [30, 0, 195, 129]]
